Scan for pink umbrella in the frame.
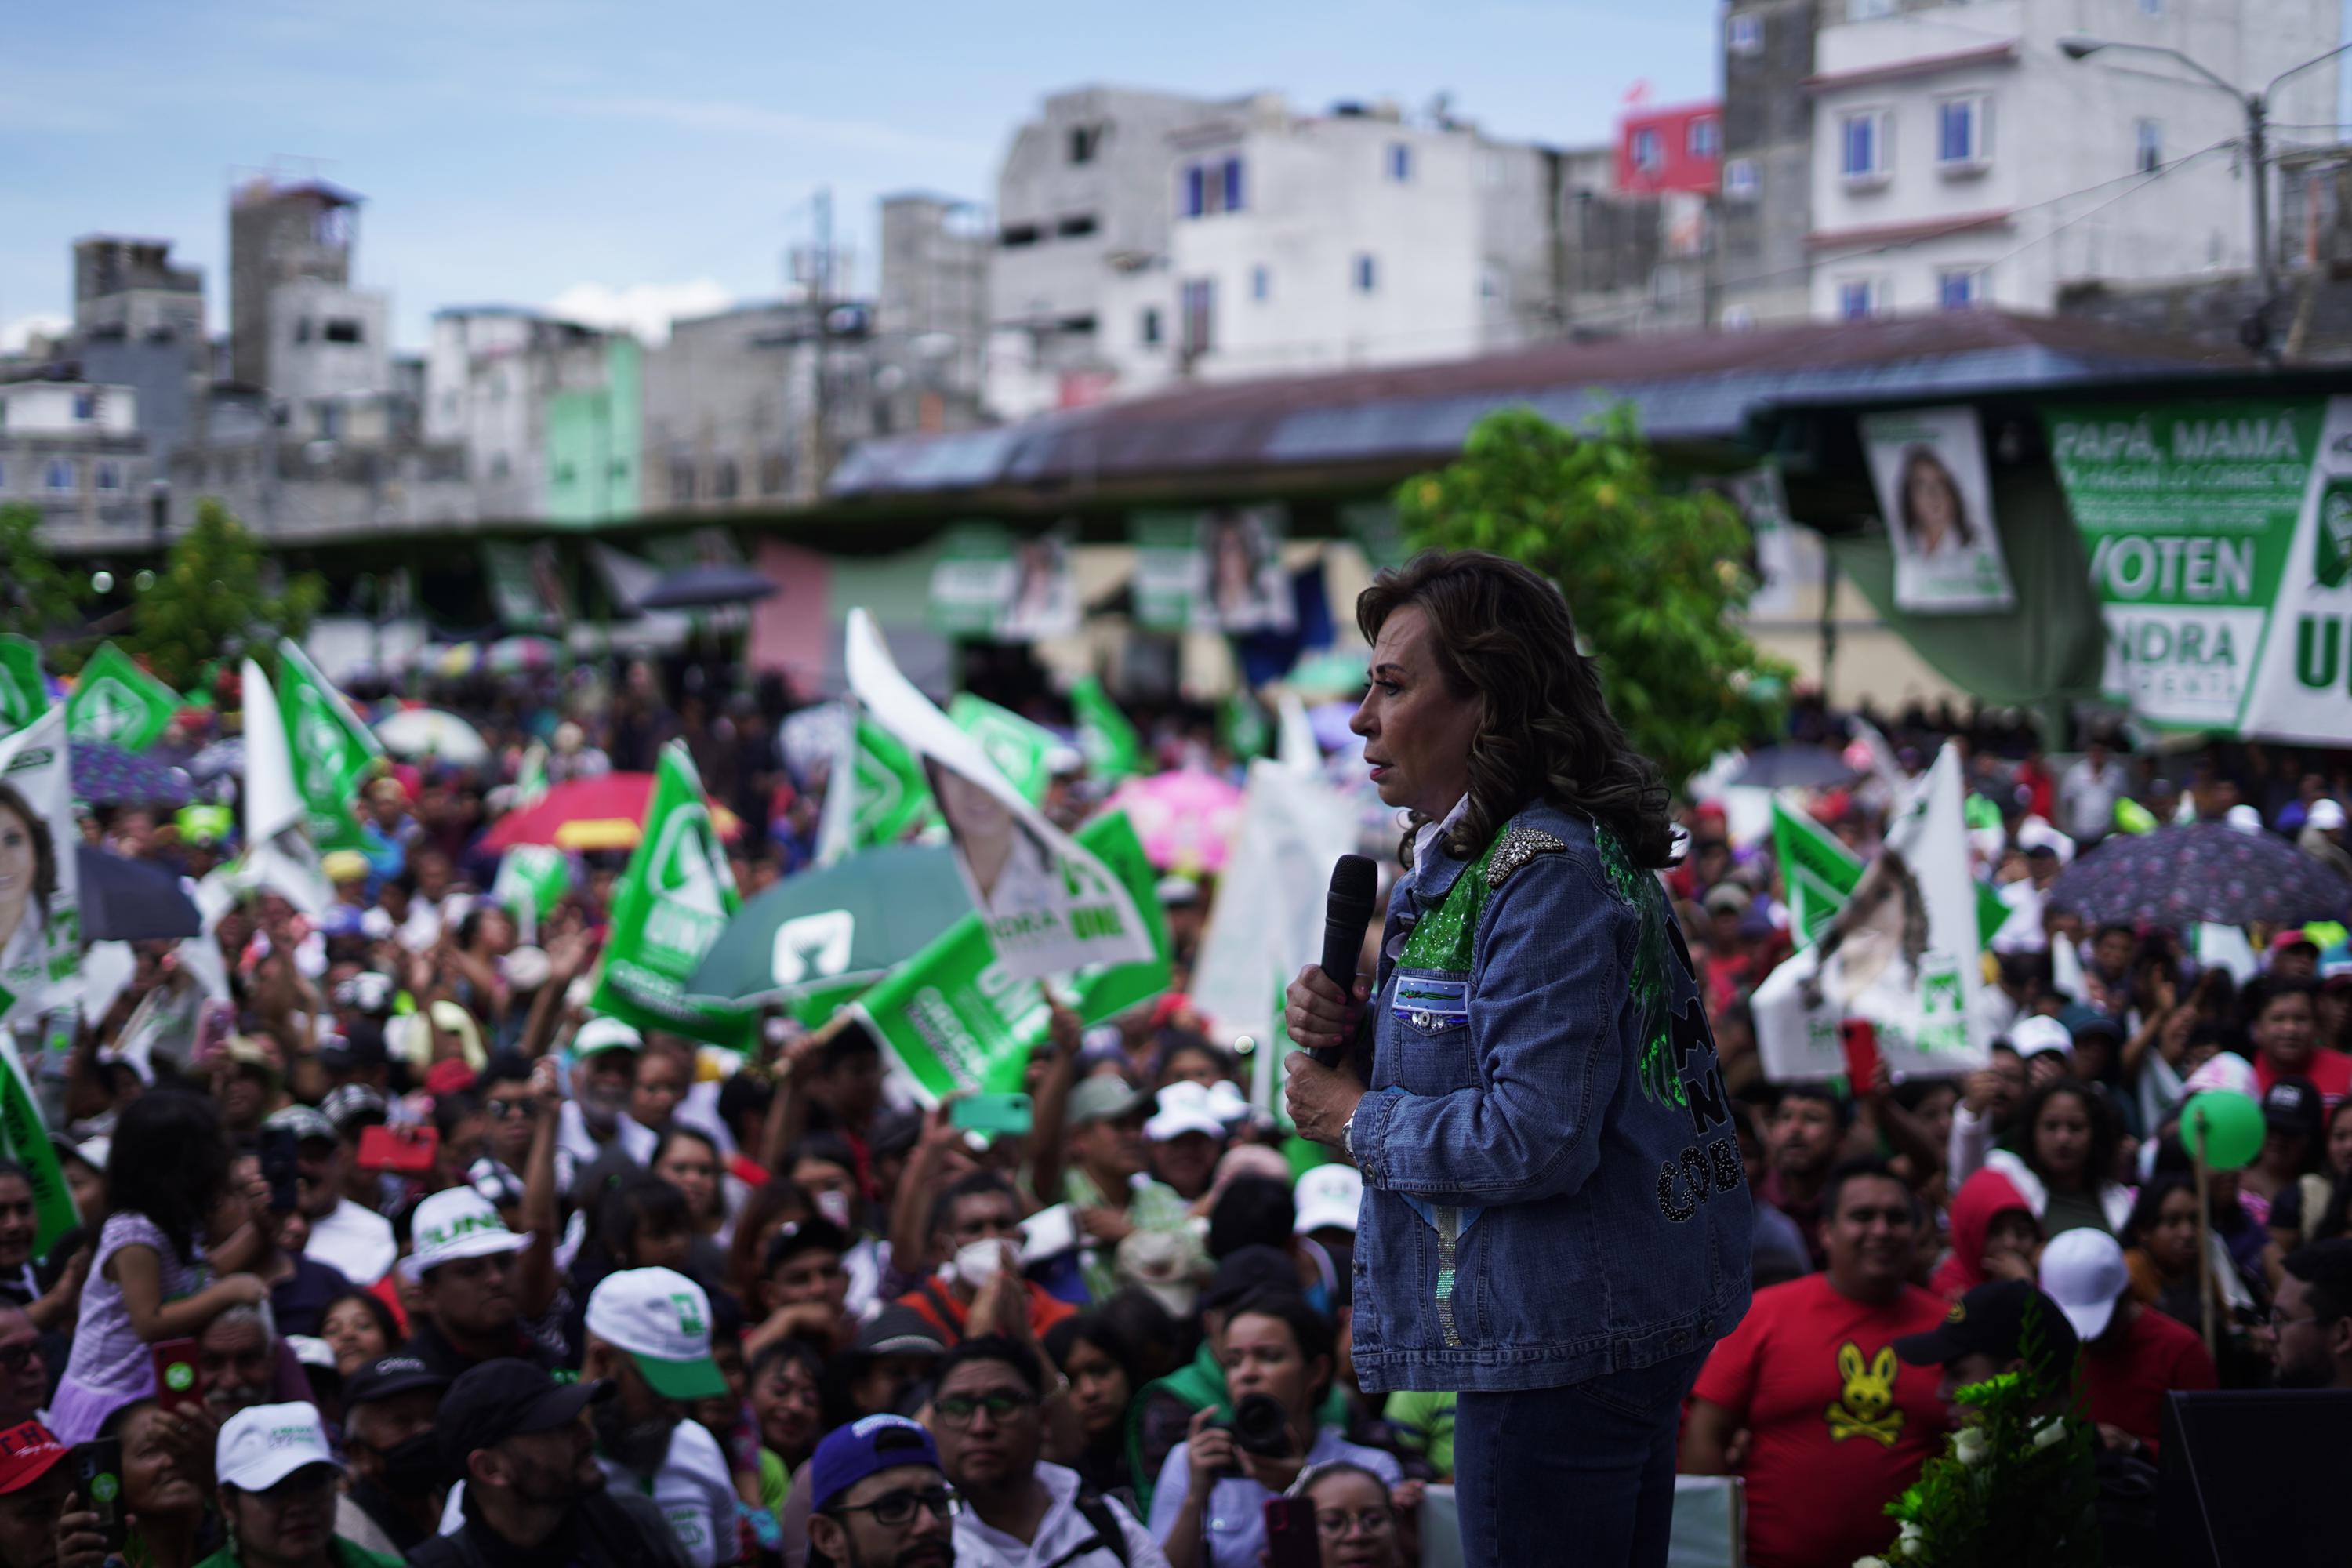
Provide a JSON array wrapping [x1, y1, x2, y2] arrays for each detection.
[[1108, 768, 1247, 874]]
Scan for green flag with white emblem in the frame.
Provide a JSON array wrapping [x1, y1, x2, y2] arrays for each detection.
[[0, 637, 49, 741], [946, 694, 1056, 805], [1068, 676, 1143, 782], [67, 643, 182, 753], [274, 639, 382, 852], [590, 741, 753, 1048], [852, 718, 934, 846]]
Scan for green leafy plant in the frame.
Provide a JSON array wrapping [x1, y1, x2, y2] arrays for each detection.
[[128, 499, 325, 691], [1393, 405, 1791, 791], [1860, 1296, 2101, 1568], [0, 502, 91, 640]]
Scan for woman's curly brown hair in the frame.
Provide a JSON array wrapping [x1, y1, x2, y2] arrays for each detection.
[[1357, 549, 1678, 871]]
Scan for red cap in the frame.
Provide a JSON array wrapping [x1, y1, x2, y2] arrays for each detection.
[[2272, 929, 2317, 953], [425, 1059, 478, 1098], [0, 1420, 69, 1495], [1692, 801, 1728, 822]]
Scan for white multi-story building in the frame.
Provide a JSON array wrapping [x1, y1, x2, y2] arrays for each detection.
[[0, 380, 151, 546], [425, 307, 619, 521], [1806, 0, 2339, 321]]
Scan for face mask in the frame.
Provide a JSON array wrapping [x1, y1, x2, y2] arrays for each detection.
[[376, 1431, 446, 1494], [953, 1238, 1005, 1288], [814, 1189, 853, 1230]]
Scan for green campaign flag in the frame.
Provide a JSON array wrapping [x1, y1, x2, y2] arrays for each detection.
[[946, 694, 1057, 806], [1220, 692, 1271, 761], [1772, 794, 2009, 951], [492, 845, 570, 942], [855, 811, 1168, 1102], [0, 1040, 76, 1258], [0, 637, 49, 739], [1068, 676, 1144, 782], [67, 642, 181, 752], [274, 639, 383, 853], [515, 743, 550, 807], [590, 741, 753, 1048], [853, 719, 934, 847]]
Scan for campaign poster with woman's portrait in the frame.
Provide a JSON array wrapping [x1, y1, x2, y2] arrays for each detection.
[[0, 709, 80, 1025], [1860, 406, 2016, 614], [1194, 506, 1295, 633]]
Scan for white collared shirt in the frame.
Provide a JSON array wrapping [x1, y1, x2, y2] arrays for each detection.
[[954, 1461, 1168, 1568], [1410, 794, 1471, 894]]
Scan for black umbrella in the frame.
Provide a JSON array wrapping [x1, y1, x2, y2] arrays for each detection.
[[635, 564, 779, 612], [2046, 822, 2352, 927], [1726, 744, 1856, 791], [75, 843, 201, 942]]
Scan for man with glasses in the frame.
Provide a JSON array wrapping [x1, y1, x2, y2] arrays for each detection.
[[2275, 1237, 2352, 1389], [205, 1401, 405, 1567], [404, 1187, 550, 1381], [805, 1414, 959, 1568], [0, 1308, 47, 1428], [932, 1335, 1164, 1567]]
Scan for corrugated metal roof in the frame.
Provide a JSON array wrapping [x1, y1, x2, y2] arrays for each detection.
[[829, 312, 2238, 501]]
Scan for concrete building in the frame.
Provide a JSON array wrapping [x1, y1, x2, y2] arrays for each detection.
[[1617, 100, 1723, 196], [0, 379, 152, 549], [73, 237, 203, 343], [228, 176, 394, 423], [873, 194, 989, 435], [1715, 0, 1820, 327], [642, 300, 820, 513], [1806, 0, 2339, 321], [425, 308, 637, 523], [169, 380, 473, 542]]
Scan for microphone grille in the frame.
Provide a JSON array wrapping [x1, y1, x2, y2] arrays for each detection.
[[1330, 853, 1378, 909]]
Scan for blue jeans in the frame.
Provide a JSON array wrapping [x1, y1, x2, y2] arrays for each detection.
[[1452, 1348, 1708, 1568]]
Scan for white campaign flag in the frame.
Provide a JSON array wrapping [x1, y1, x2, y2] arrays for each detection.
[[237, 659, 331, 916], [844, 608, 1151, 982], [0, 709, 82, 1027], [1191, 759, 1359, 1055], [1754, 742, 1987, 1081]]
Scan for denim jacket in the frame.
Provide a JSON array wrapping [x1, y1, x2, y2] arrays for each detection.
[[1347, 800, 1752, 1393]]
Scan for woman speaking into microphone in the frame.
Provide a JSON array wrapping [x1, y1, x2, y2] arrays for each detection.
[[1285, 550, 1751, 1567]]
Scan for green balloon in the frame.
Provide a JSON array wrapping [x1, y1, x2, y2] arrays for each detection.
[[2182, 1089, 2266, 1171]]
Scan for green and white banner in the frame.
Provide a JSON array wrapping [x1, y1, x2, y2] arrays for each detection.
[[848, 609, 1152, 983], [0, 637, 49, 741], [1773, 793, 2009, 953], [2045, 398, 2345, 738], [590, 741, 753, 1049], [928, 524, 1079, 642], [0, 709, 82, 1027], [854, 811, 1168, 1103], [947, 694, 1058, 807], [235, 659, 330, 916], [1860, 406, 2016, 614], [1752, 745, 1987, 1081], [1129, 506, 1294, 633], [1068, 676, 1144, 782], [274, 638, 383, 852], [67, 643, 181, 753], [0, 1036, 76, 1255], [481, 541, 574, 632]]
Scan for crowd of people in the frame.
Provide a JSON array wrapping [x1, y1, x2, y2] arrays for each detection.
[[0, 649, 2347, 1568]]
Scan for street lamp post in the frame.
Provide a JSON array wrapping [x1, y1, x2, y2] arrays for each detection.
[[2060, 33, 2352, 348]]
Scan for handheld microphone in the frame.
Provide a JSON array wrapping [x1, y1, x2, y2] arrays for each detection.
[[1316, 854, 1379, 1065]]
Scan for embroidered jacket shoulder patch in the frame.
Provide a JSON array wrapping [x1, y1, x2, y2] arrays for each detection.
[[1486, 825, 1567, 888]]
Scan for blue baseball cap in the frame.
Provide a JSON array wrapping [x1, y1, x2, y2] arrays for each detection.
[[808, 1415, 942, 1512]]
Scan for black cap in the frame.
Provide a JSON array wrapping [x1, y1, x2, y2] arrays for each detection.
[[855, 1305, 948, 1361], [761, 1217, 850, 1275], [344, 1353, 450, 1409], [323, 1018, 389, 1070], [437, 1359, 613, 1473], [1893, 1279, 2081, 1384], [1202, 1244, 1296, 1314], [2265, 1076, 2325, 1138]]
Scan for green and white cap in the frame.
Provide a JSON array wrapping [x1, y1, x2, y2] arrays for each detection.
[[216, 1402, 344, 1493], [585, 1266, 728, 1402], [572, 1015, 644, 1060], [404, 1186, 528, 1280]]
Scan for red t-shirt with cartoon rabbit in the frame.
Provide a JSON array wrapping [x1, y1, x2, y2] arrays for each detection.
[[1691, 1272, 1951, 1568]]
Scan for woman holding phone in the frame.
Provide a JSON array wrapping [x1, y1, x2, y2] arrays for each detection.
[[53, 1399, 211, 1568]]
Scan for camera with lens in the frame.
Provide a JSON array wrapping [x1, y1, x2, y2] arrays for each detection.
[[1212, 1392, 1293, 1476]]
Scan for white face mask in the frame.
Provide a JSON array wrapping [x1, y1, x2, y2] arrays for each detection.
[[952, 1238, 1005, 1288], [814, 1189, 854, 1230]]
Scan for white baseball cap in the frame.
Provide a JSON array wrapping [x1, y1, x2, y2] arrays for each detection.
[[1145, 1081, 1232, 1144], [216, 1402, 344, 1492], [573, 1015, 644, 1059], [404, 1186, 529, 1280], [2008, 1015, 2074, 1061], [1294, 1162, 1365, 1236], [2310, 799, 2347, 832], [2039, 1228, 2129, 1341], [584, 1267, 729, 1402]]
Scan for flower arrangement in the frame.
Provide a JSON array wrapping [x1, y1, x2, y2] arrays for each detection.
[[1854, 1296, 2100, 1568]]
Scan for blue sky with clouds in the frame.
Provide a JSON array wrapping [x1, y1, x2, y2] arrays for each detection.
[[0, 0, 1719, 351]]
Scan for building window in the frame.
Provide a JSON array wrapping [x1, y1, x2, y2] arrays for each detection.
[[761, 453, 789, 495], [1836, 278, 1881, 320], [670, 458, 695, 503], [1181, 156, 1247, 218], [1847, 0, 1895, 16], [490, 453, 510, 481], [1632, 128, 1663, 172], [92, 460, 119, 492], [554, 463, 576, 485], [45, 459, 74, 493], [714, 459, 739, 500], [1937, 96, 1987, 169], [324, 318, 363, 344], [1140, 307, 1163, 346], [1183, 165, 1205, 218], [0, 459, 8, 492], [73, 391, 96, 420], [1057, 314, 1098, 336], [294, 318, 312, 343], [1355, 253, 1378, 293], [1839, 110, 1889, 183], [999, 223, 1041, 247], [1251, 266, 1270, 302], [1725, 158, 1759, 199], [1179, 278, 1215, 357], [1688, 117, 1719, 159], [1728, 13, 1763, 56], [1479, 260, 1507, 306], [1069, 124, 1102, 165], [1937, 268, 1983, 310], [2136, 118, 2163, 172], [1055, 213, 1098, 238], [1388, 143, 1411, 183], [1222, 155, 1244, 212], [2139, 0, 2161, 13]]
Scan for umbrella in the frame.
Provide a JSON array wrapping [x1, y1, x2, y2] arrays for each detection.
[[687, 844, 971, 1006], [636, 564, 779, 612], [1106, 768, 1247, 873], [478, 773, 743, 853], [488, 636, 561, 675], [71, 742, 193, 806], [75, 843, 201, 941], [2047, 822, 2352, 927], [187, 737, 245, 782], [1726, 744, 1856, 791], [376, 708, 492, 767]]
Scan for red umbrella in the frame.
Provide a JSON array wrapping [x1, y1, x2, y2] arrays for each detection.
[[479, 774, 744, 853]]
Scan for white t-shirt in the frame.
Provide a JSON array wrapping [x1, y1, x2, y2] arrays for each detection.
[[556, 1100, 659, 1196], [304, 1197, 397, 1287], [439, 1417, 737, 1567], [955, 1461, 1168, 1568]]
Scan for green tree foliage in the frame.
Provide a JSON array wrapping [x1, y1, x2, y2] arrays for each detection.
[[0, 502, 90, 640], [1394, 405, 1791, 791], [129, 499, 325, 691]]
